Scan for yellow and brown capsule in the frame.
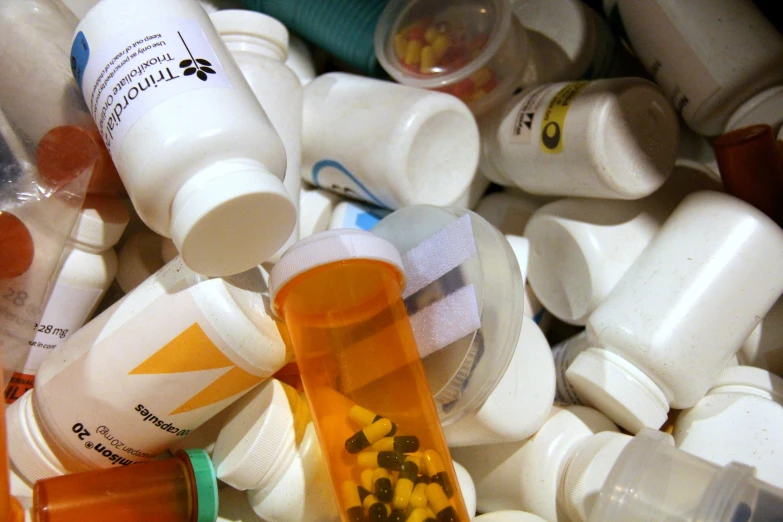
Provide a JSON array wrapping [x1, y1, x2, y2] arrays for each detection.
[[361, 468, 375, 491], [370, 435, 420, 454], [425, 482, 458, 522], [346, 418, 395, 454], [350, 405, 397, 435], [358, 485, 373, 504], [342, 480, 366, 522], [424, 450, 454, 498], [358, 451, 406, 471], [409, 474, 430, 509], [373, 467, 394, 502], [389, 508, 406, 522], [392, 460, 418, 510], [363, 493, 390, 522], [406, 507, 437, 522]]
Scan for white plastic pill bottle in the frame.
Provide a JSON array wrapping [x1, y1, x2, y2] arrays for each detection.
[[567, 192, 783, 434], [475, 511, 548, 522], [450, 405, 619, 521], [211, 10, 303, 263], [740, 295, 783, 377], [298, 186, 342, 239], [116, 231, 178, 294], [5, 257, 288, 484], [480, 78, 679, 199], [302, 72, 480, 209], [617, 0, 783, 136], [71, 0, 296, 276], [4, 196, 129, 403], [673, 366, 783, 489]]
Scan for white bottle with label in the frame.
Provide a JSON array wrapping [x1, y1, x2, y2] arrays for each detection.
[[480, 78, 679, 199], [5, 257, 288, 483], [4, 197, 129, 403], [328, 201, 389, 232], [617, 0, 783, 136], [116, 231, 178, 294], [71, 0, 296, 276], [673, 366, 783, 489], [302, 72, 480, 209], [442, 315, 554, 447], [450, 405, 619, 520], [566, 192, 783, 434], [211, 10, 303, 264], [524, 165, 722, 325]]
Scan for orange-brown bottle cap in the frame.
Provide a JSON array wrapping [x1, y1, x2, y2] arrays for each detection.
[[0, 212, 34, 279]]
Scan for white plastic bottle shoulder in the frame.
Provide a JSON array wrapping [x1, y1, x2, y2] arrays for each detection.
[[442, 315, 554, 446], [740, 295, 783, 376], [285, 33, 316, 86], [71, 0, 296, 276], [4, 197, 129, 403], [211, 10, 303, 264], [116, 231, 178, 294], [450, 405, 619, 520], [299, 186, 342, 239], [480, 78, 679, 199], [567, 192, 783, 433], [5, 257, 288, 483], [617, 0, 783, 136], [673, 366, 783, 489]]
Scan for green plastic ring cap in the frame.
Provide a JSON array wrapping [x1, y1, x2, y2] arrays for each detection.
[[181, 448, 219, 522]]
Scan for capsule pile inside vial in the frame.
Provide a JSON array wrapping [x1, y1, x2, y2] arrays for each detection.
[[343, 404, 459, 522]]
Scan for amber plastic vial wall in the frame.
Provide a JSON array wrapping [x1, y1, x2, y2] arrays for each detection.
[[30, 448, 217, 522], [269, 230, 469, 522], [6, 257, 287, 484], [211, 9, 303, 263], [4, 196, 130, 404], [479, 78, 679, 199], [71, 0, 297, 276], [616, 0, 783, 136], [566, 192, 783, 433]]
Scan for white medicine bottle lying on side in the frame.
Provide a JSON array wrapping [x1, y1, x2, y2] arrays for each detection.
[[480, 78, 679, 200], [3, 196, 129, 404], [72, 0, 296, 276], [5, 257, 288, 484]]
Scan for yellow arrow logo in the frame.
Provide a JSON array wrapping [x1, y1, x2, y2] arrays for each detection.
[[129, 323, 264, 415]]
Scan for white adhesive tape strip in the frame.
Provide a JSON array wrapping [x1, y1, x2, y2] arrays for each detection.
[[401, 214, 478, 299], [410, 284, 481, 359]]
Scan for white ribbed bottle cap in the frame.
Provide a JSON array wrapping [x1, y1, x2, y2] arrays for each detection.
[[563, 431, 633, 522], [211, 10, 289, 59], [71, 196, 130, 249], [211, 379, 296, 490], [566, 347, 669, 433], [709, 365, 783, 404], [269, 229, 404, 306], [170, 169, 296, 277], [6, 391, 68, 484], [725, 86, 783, 134]]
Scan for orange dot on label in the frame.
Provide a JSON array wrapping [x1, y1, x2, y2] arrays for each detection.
[[0, 212, 34, 279]]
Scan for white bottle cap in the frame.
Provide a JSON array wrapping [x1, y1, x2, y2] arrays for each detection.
[[170, 168, 297, 277], [453, 460, 477, 518], [708, 366, 783, 404], [211, 379, 296, 491], [71, 196, 130, 249], [5, 391, 68, 483], [299, 187, 342, 239], [474, 511, 549, 522], [268, 229, 404, 306], [210, 10, 289, 60], [562, 431, 633, 522], [566, 347, 670, 433], [725, 86, 783, 134]]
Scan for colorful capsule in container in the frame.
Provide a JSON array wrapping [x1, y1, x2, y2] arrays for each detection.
[[375, 0, 532, 116], [269, 230, 469, 522]]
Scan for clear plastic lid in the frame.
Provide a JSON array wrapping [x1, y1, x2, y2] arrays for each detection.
[[375, 0, 530, 115], [372, 205, 524, 425]]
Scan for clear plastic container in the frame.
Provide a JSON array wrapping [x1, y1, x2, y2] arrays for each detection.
[[375, 0, 531, 116], [589, 428, 783, 522], [372, 205, 524, 426], [269, 229, 470, 522]]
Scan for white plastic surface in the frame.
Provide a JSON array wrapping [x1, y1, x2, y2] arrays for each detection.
[[302, 73, 480, 209], [285, 34, 316, 86], [443, 315, 554, 446], [726, 86, 783, 135], [475, 511, 548, 522], [299, 187, 342, 239], [740, 294, 783, 376], [76, 0, 295, 276], [450, 405, 618, 519], [673, 366, 783, 488], [568, 192, 783, 432], [453, 460, 477, 519], [480, 78, 679, 199]]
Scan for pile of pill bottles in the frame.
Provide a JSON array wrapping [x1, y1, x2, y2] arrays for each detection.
[[4, 0, 783, 520]]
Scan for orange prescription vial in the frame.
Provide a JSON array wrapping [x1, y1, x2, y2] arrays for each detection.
[[270, 230, 469, 522], [30, 449, 216, 522]]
